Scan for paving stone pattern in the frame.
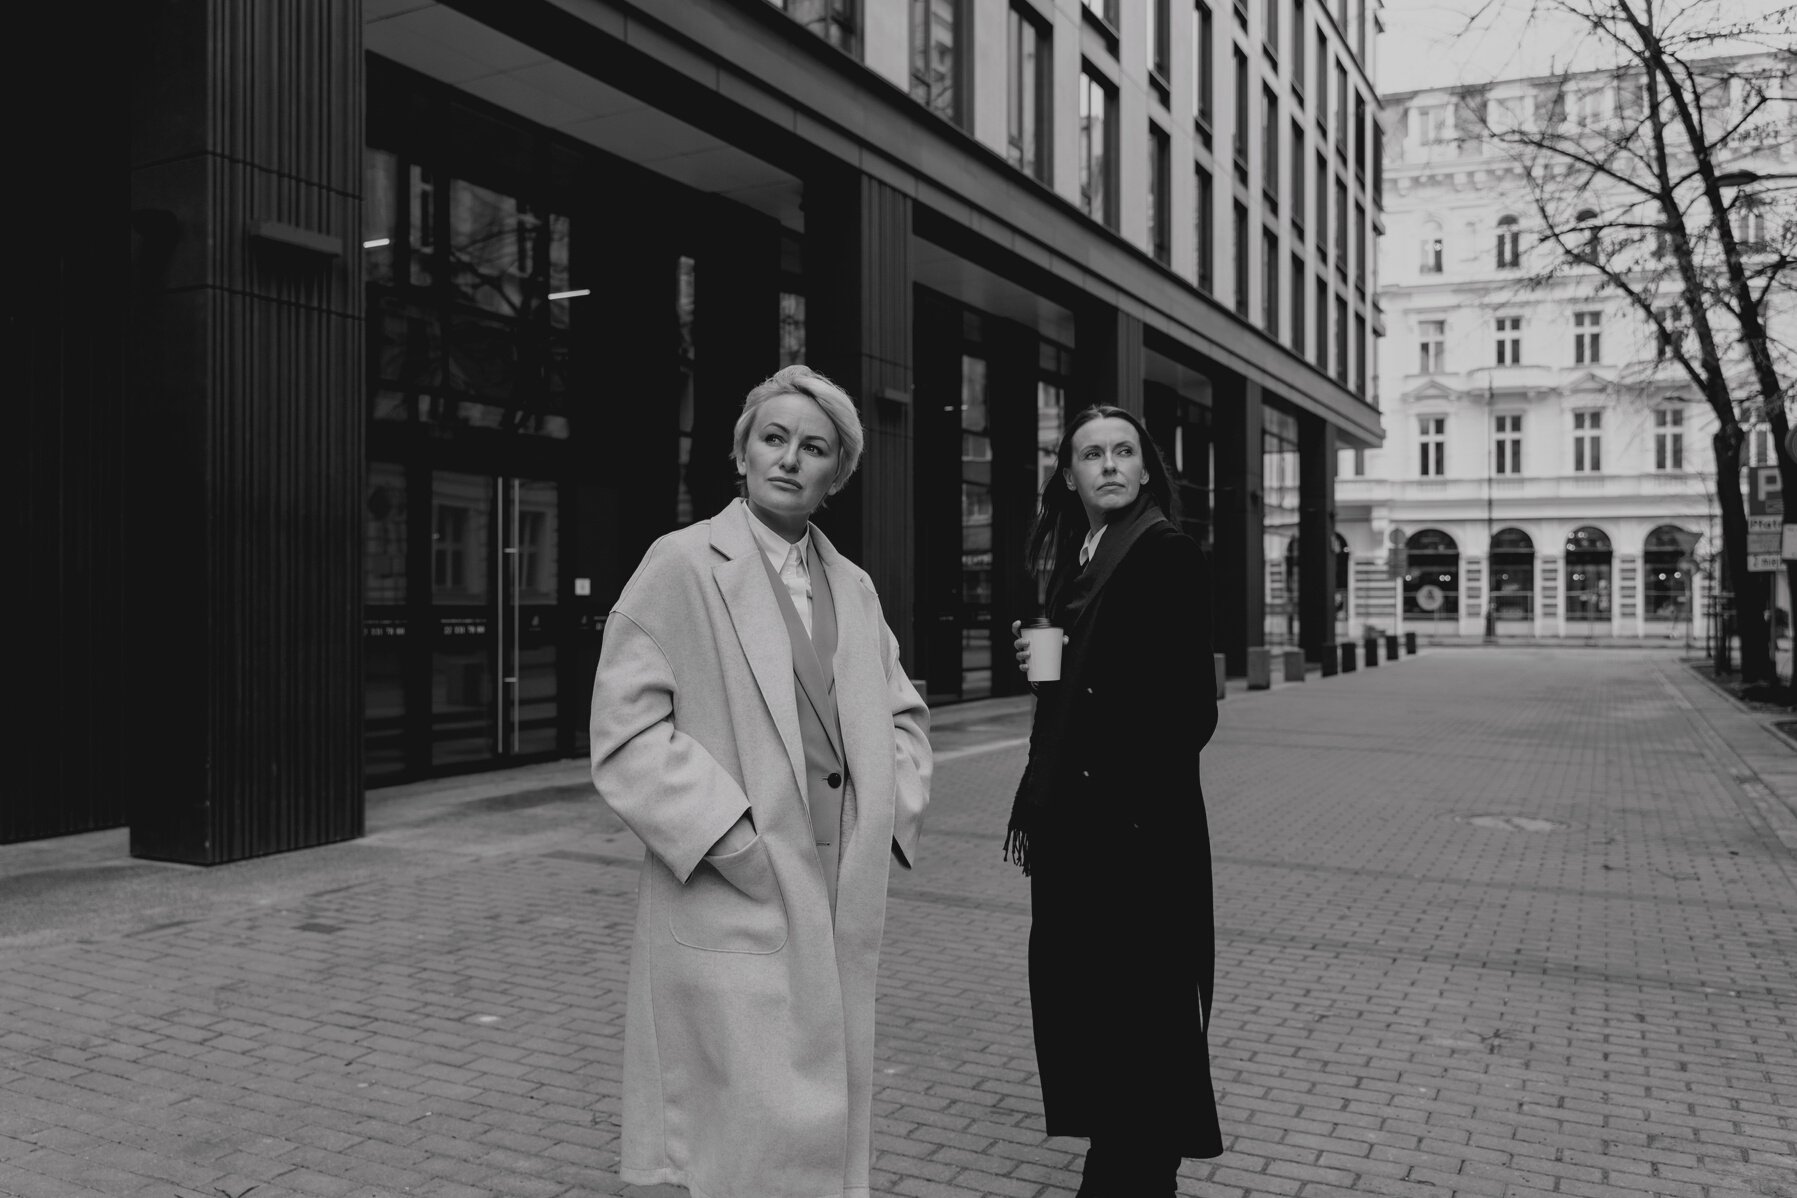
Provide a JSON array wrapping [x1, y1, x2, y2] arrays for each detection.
[[1, 650, 1793, 1197]]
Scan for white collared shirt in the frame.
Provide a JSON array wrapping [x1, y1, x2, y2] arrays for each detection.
[[1079, 524, 1107, 568], [747, 506, 813, 636]]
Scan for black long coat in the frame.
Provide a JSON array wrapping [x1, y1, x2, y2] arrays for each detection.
[[1016, 518, 1222, 1157]]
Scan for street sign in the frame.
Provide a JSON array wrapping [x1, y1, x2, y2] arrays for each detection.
[[1415, 583, 1445, 612], [1783, 524, 1797, 560], [1748, 465, 1783, 516], [1748, 513, 1782, 571]]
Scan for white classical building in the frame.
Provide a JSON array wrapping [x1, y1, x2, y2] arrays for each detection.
[[1338, 57, 1791, 641]]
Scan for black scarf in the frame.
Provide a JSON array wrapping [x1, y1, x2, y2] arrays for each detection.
[[1003, 493, 1168, 875]]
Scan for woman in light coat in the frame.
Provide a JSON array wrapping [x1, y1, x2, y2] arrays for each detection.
[[589, 364, 931, 1198]]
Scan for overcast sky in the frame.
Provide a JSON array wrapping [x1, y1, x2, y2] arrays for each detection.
[[1376, 0, 1792, 95]]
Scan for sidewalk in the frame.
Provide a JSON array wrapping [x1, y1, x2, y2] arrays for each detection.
[[2, 648, 1793, 1197]]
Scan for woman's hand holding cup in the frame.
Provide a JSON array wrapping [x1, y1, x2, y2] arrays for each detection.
[[1014, 618, 1065, 682]]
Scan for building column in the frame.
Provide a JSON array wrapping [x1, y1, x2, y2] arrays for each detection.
[[126, 0, 364, 863], [805, 170, 916, 665], [1075, 303, 1144, 416], [1298, 413, 1337, 662], [1211, 372, 1264, 674]]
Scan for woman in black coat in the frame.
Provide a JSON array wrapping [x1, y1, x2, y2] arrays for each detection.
[[1005, 403, 1222, 1195]]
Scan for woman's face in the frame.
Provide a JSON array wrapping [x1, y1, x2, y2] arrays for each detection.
[[1064, 416, 1149, 527], [737, 392, 842, 535]]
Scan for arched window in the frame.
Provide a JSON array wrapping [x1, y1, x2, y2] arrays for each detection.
[[1574, 207, 1600, 257], [1404, 529, 1460, 616], [1644, 525, 1697, 621], [1420, 219, 1444, 274], [1495, 214, 1521, 269], [1489, 528, 1535, 621], [1565, 526, 1613, 622]]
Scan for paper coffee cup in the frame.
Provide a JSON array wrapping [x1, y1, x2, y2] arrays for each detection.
[[1022, 621, 1063, 682]]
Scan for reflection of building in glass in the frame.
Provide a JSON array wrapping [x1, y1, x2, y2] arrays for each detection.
[[17, 0, 1384, 852]]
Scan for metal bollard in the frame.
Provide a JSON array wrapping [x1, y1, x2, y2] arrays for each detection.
[[1341, 642, 1358, 672], [1214, 653, 1227, 700], [1385, 633, 1400, 661], [1282, 648, 1306, 682], [1405, 631, 1418, 655], [1320, 644, 1339, 677], [1364, 636, 1379, 667]]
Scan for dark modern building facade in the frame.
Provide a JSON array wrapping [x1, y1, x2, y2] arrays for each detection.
[[10, 0, 1383, 857]]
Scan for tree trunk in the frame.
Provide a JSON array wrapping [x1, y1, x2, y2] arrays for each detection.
[[1773, 406, 1796, 702], [1716, 429, 1774, 682]]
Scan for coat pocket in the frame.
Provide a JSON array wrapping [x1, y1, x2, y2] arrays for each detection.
[[669, 833, 789, 954]]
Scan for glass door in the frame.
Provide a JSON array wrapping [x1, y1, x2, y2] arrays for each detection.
[[429, 471, 560, 767]]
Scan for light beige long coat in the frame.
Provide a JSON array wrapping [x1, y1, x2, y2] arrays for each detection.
[[589, 498, 931, 1198]]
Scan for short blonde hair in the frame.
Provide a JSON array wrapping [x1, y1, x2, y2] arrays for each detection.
[[732, 365, 865, 492]]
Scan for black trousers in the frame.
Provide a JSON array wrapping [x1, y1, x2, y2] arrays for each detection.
[[1074, 1137, 1182, 1197]]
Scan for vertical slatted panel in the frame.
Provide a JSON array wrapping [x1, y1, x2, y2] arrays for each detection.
[[858, 178, 915, 668], [126, 0, 364, 864], [1298, 413, 1336, 659], [2, 9, 128, 843], [1210, 374, 1264, 674]]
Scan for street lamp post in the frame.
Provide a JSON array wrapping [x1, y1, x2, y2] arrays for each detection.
[[1483, 374, 1498, 644]]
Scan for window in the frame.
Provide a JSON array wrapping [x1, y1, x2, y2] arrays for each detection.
[[1263, 228, 1280, 334], [1291, 120, 1306, 232], [910, 0, 963, 124], [1334, 177, 1348, 277], [1315, 32, 1328, 128], [1573, 410, 1602, 472], [1234, 0, 1247, 28], [1354, 312, 1366, 395], [1354, 200, 1366, 290], [1315, 276, 1329, 369], [1736, 202, 1769, 251], [1418, 319, 1445, 373], [1654, 305, 1684, 361], [776, 0, 861, 56], [1314, 150, 1327, 251], [1234, 201, 1251, 316], [1263, 86, 1280, 204], [1354, 94, 1366, 179], [1372, 123, 1383, 204], [1495, 315, 1521, 365], [1416, 103, 1451, 143], [1574, 206, 1600, 258], [1419, 225, 1443, 273], [1150, 123, 1172, 264], [1335, 63, 1348, 155], [1419, 415, 1446, 476], [1265, 0, 1279, 56], [1194, 2, 1214, 133], [1079, 68, 1117, 228], [1654, 407, 1684, 471], [1292, 0, 1305, 83], [1291, 253, 1306, 354], [1334, 295, 1348, 382], [1573, 310, 1602, 364], [1496, 214, 1521, 269], [1196, 165, 1214, 291], [1233, 49, 1250, 181], [1495, 413, 1522, 474], [1006, 5, 1051, 182], [1151, 0, 1171, 78], [1082, 0, 1119, 26]]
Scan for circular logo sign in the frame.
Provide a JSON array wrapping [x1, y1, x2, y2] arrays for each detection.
[[1415, 583, 1446, 612]]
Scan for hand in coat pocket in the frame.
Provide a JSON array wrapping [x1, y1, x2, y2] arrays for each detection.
[[669, 833, 789, 954]]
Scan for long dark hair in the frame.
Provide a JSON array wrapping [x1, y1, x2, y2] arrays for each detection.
[[1025, 404, 1180, 585]]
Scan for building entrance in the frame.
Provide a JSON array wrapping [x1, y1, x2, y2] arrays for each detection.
[[365, 458, 570, 781]]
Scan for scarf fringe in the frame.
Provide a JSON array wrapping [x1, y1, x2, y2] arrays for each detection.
[[1002, 826, 1032, 877]]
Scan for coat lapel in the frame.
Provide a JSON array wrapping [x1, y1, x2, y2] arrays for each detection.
[[711, 501, 809, 805]]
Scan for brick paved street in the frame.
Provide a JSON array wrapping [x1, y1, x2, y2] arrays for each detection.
[[2, 650, 1794, 1198]]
